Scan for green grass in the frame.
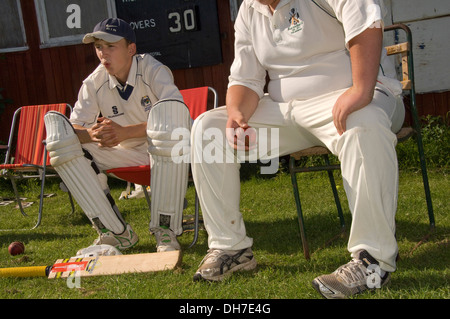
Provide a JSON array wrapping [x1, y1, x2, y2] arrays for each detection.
[[0, 166, 448, 301], [0, 116, 448, 304]]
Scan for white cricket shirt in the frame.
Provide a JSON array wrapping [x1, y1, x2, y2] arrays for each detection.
[[229, 0, 401, 102], [70, 54, 183, 148]]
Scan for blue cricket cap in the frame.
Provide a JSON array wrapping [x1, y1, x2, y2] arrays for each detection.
[[83, 18, 136, 44]]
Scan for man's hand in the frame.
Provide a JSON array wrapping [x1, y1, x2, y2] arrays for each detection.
[[332, 87, 373, 135], [74, 118, 147, 147], [225, 86, 259, 151], [89, 117, 123, 147], [225, 113, 257, 151]]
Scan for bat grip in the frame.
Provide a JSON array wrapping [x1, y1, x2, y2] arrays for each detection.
[[0, 266, 49, 278]]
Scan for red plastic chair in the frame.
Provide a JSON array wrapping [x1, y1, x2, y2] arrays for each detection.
[[106, 86, 218, 247], [0, 104, 75, 230]]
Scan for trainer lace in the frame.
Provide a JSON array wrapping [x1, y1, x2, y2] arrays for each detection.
[[198, 249, 222, 267], [335, 259, 368, 285]]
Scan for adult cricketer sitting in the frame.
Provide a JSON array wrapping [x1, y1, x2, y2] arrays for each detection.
[[191, 0, 405, 299], [44, 18, 191, 254]]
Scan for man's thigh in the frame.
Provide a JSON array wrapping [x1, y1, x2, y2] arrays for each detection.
[[193, 97, 322, 160]]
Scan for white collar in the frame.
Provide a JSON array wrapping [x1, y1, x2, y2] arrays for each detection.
[[251, 0, 291, 17]]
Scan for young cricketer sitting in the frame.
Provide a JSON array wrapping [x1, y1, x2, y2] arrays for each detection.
[[44, 18, 191, 254]]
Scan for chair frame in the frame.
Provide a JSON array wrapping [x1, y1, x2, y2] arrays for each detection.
[[1, 104, 75, 230], [106, 86, 218, 248], [288, 23, 435, 259]]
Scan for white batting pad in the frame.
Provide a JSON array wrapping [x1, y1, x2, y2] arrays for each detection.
[[44, 111, 126, 234], [147, 99, 191, 235]]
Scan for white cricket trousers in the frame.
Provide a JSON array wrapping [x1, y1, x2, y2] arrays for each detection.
[[81, 142, 150, 172], [191, 83, 405, 272]]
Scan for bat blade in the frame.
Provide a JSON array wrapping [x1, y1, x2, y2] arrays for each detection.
[[0, 251, 181, 279], [48, 250, 182, 278]]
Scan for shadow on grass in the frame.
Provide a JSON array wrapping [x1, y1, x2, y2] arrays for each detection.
[[248, 216, 348, 255]]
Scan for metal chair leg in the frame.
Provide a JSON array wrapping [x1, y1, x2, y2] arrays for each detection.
[[188, 190, 200, 248], [409, 100, 435, 229], [142, 186, 152, 210], [9, 175, 28, 217], [402, 23, 435, 229], [289, 156, 310, 259]]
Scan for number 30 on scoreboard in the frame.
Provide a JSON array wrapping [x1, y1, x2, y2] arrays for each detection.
[[168, 6, 198, 33]]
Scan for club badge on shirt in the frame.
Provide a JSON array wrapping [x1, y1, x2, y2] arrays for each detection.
[[288, 8, 303, 34], [141, 95, 152, 112]]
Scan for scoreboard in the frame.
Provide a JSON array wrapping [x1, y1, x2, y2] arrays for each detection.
[[115, 0, 223, 70]]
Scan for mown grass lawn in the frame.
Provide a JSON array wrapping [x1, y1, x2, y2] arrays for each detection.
[[0, 116, 448, 314], [0, 166, 447, 304]]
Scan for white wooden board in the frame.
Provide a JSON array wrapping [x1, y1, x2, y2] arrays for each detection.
[[391, 0, 450, 24]]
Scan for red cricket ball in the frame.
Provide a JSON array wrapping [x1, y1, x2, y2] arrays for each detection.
[[8, 241, 25, 256]]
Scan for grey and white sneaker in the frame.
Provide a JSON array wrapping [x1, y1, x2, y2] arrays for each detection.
[[152, 226, 181, 252], [92, 223, 139, 251], [193, 248, 257, 282], [312, 250, 390, 299]]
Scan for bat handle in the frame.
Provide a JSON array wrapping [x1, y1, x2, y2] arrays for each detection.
[[0, 266, 49, 278]]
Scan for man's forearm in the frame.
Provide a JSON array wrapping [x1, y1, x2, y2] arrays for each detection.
[[73, 121, 146, 145], [73, 125, 94, 144], [226, 85, 260, 126], [121, 122, 147, 140], [348, 27, 383, 103]]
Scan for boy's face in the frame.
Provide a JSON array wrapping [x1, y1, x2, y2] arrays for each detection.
[[94, 38, 136, 83]]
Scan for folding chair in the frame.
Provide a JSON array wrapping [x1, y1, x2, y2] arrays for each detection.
[[289, 23, 435, 259], [106, 86, 218, 247], [0, 104, 75, 230]]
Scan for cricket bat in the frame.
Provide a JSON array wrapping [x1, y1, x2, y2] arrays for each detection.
[[0, 250, 181, 279]]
